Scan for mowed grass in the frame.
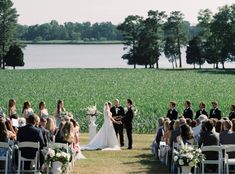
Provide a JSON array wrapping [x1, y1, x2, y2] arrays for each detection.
[[72, 134, 169, 174], [0, 69, 234, 133]]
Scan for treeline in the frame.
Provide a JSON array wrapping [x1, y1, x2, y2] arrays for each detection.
[[17, 21, 123, 42], [118, 4, 235, 69]]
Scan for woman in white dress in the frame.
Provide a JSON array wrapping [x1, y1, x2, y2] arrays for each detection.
[[84, 102, 121, 150]]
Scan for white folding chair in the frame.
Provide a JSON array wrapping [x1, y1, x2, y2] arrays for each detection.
[[17, 142, 40, 174], [201, 145, 223, 174], [224, 145, 235, 174], [0, 142, 10, 174]]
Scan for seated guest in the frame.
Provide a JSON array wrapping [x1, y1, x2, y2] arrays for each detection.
[[183, 100, 193, 120], [229, 104, 235, 120], [55, 121, 74, 145], [186, 118, 192, 127], [177, 124, 194, 145], [154, 117, 164, 151], [209, 101, 222, 120], [167, 101, 178, 121], [35, 116, 51, 146], [17, 114, 45, 170], [232, 119, 235, 132], [169, 120, 180, 148], [192, 114, 208, 142], [46, 118, 56, 142], [22, 101, 34, 119], [162, 120, 171, 145], [0, 121, 10, 157], [215, 119, 223, 133], [195, 102, 208, 120], [191, 120, 196, 128], [18, 117, 26, 127], [5, 118, 17, 140], [220, 120, 235, 144]]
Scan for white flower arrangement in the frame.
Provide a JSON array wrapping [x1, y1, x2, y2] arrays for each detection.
[[86, 105, 101, 117], [173, 143, 204, 167]]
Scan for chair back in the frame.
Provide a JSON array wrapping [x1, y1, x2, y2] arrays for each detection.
[[18, 142, 39, 149], [224, 145, 235, 153], [0, 142, 9, 149]]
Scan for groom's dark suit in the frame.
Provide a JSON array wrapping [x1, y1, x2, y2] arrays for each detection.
[[110, 106, 125, 146], [122, 106, 134, 149]]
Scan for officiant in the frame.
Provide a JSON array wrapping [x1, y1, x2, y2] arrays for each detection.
[[110, 99, 125, 147]]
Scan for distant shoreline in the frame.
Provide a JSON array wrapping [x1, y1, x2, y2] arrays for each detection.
[[20, 40, 123, 45]]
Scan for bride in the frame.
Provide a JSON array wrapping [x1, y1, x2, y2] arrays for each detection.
[[84, 102, 121, 150]]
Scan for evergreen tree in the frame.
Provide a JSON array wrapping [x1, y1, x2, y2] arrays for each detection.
[[5, 45, 24, 69]]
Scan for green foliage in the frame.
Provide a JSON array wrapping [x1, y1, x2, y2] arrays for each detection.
[[4, 45, 24, 69], [0, 69, 234, 133], [0, 0, 18, 69]]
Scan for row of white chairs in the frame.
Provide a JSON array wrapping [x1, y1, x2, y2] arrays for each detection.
[[158, 142, 235, 174], [0, 141, 76, 174]]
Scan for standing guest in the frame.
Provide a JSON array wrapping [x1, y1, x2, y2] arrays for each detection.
[[229, 104, 235, 120], [8, 99, 18, 119], [110, 99, 125, 147], [45, 118, 56, 142], [54, 100, 66, 128], [162, 120, 171, 145], [38, 101, 49, 119], [215, 120, 223, 133], [220, 120, 235, 144], [195, 102, 208, 120], [17, 114, 45, 170], [183, 100, 193, 120], [122, 99, 134, 150], [209, 101, 222, 120], [22, 101, 34, 118], [177, 124, 194, 145], [167, 101, 178, 121]]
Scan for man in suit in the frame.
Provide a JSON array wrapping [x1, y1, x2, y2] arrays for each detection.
[[209, 101, 222, 120], [183, 100, 193, 120], [229, 104, 235, 120], [122, 99, 134, 149], [195, 102, 208, 120], [17, 114, 45, 170], [166, 101, 178, 121], [110, 99, 125, 147]]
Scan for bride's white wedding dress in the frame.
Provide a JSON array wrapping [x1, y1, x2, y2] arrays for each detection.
[[84, 106, 120, 151]]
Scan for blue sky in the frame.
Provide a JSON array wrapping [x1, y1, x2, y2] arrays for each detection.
[[12, 0, 234, 25]]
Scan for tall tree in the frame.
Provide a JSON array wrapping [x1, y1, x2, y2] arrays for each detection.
[[0, 0, 18, 69], [164, 11, 189, 68], [4, 45, 24, 69], [117, 15, 143, 69]]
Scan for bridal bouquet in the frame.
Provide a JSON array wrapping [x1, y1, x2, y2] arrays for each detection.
[[173, 143, 204, 167], [86, 105, 102, 117], [45, 146, 71, 173]]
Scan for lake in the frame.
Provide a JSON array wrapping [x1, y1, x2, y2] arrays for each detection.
[[20, 44, 234, 69]]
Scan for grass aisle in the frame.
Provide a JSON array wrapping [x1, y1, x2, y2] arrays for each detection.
[[72, 134, 169, 174]]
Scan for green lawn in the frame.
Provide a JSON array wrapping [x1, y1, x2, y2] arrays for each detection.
[[0, 69, 234, 133], [72, 134, 169, 174]]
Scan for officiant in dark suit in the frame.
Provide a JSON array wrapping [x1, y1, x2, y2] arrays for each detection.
[[122, 99, 134, 149], [110, 99, 125, 147]]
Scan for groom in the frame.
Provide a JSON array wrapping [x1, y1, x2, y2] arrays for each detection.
[[110, 99, 125, 147], [122, 99, 134, 150]]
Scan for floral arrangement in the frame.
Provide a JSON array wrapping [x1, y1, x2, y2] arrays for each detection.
[[86, 105, 101, 117], [45, 146, 71, 172], [173, 143, 205, 167]]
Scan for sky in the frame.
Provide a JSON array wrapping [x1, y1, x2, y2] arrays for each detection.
[[12, 0, 234, 25]]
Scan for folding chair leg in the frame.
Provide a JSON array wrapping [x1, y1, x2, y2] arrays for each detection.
[[202, 163, 204, 174]]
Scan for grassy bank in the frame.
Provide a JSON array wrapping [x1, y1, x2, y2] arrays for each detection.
[[20, 40, 123, 45], [0, 69, 234, 133]]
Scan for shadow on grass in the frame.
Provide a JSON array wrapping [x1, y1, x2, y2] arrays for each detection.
[[196, 69, 235, 75], [123, 153, 170, 174]]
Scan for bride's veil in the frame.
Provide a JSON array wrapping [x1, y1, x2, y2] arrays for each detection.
[[103, 102, 109, 113]]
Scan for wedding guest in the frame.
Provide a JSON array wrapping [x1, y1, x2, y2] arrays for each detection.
[[154, 117, 164, 158], [35, 116, 51, 146], [0, 122, 10, 159], [169, 120, 180, 148], [55, 121, 74, 145], [38, 101, 49, 119], [229, 104, 235, 120], [17, 114, 45, 170], [215, 120, 223, 133], [22, 101, 34, 118], [192, 115, 208, 142], [183, 100, 193, 120], [162, 120, 171, 145], [191, 120, 196, 128], [232, 119, 235, 132], [46, 118, 56, 141], [5, 118, 17, 140], [110, 99, 125, 147], [8, 99, 18, 119], [220, 120, 235, 144], [186, 118, 192, 127], [195, 102, 208, 120], [209, 101, 222, 120], [18, 117, 26, 127], [54, 100, 66, 128], [167, 101, 178, 121], [177, 124, 194, 145], [122, 99, 134, 149]]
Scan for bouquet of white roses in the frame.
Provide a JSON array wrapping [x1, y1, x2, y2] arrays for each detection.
[[173, 143, 204, 167], [86, 105, 101, 117], [45, 146, 71, 172]]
